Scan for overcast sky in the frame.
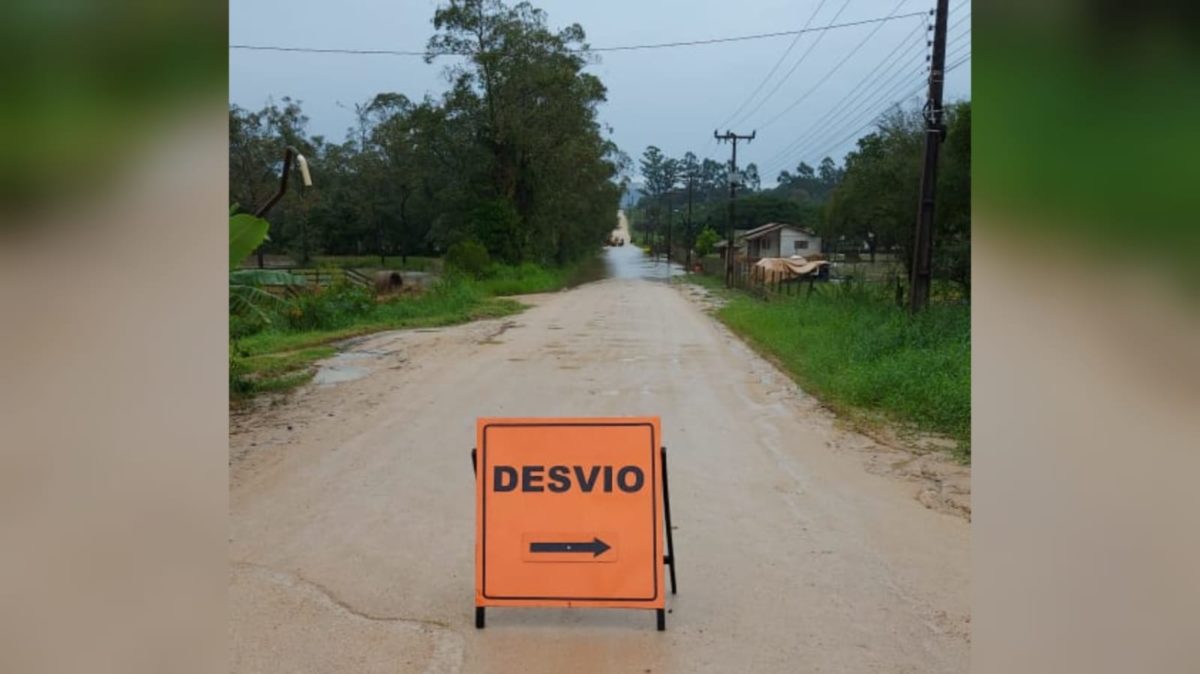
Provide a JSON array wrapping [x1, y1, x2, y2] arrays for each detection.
[[230, 0, 971, 184]]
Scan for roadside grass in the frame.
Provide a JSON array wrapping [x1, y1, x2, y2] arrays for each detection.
[[230, 277, 525, 399], [239, 346, 336, 377], [231, 255, 608, 400], [478, 263, 571, 296], [685, 274, 970, 459], [238, 298, 521, 358], [477, 256, 606, 296]]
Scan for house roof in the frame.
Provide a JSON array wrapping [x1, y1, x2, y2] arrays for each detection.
[[741, 222, 818, 240]]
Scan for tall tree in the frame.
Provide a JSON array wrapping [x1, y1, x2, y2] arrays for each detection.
[[824, 101, 970, 286], [426, 0, 620, 264], [743, 162, 761, 192], [638, 145, 668, 242]]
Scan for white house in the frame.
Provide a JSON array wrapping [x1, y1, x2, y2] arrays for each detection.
[[742, 223, 822, 260]]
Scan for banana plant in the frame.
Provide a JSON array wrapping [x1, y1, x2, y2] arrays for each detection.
[[228, 208, 305, 322], [230, 146, 313, 323]]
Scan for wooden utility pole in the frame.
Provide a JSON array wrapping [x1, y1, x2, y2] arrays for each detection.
[[684, 173, 694, 273], [909, 0, 949, 313], [714, 130, 755, 287], [665, 189, 673, 263]]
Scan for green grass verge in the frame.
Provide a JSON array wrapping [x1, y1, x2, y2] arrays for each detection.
[[230, 257, 604, 400], [231, 292, 524, 399], [237, 297, 523, 357], [686, 275, 970, 459], [476, 257, 606, 296], [240, 346, 336, 378]]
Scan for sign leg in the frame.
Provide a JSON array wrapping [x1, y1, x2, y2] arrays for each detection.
[[472, 450, 480, 629], [656, 608, 666, 631], [661, 446, 678, 595]]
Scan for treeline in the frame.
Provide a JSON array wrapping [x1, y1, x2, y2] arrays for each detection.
[[229, 0, 625, 268], [630, 151, 843, 258], [631, 101, 971, 290]]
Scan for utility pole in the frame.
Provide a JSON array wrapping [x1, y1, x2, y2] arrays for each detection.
[[909, 0, 949, 313], [685, 173, 694, 273], [714, 130, 755, 287], [665, 189, 673, 263]]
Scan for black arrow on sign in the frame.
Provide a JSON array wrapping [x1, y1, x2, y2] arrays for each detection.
[[529, 537, 611, 558]]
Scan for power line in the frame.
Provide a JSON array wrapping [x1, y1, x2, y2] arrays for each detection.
[[762, 37, 929, 174], [753, 0, 917, 131], [768, 20, 972, 174], [724, 0, 854, 130], [945, 43, 971, 66], [714, 0, 833, 131], [229, 12, 930, 58], [592, 13, 927, 52], [230, 45, 427, 56], [946, 10, 971, 34], [758, 19, 927, 171], [767, 48, 929, 173], [947, 26, 972, 47], [765, 59, 926, 176], [793, 53, 970, 170], [761, 59, 920, 175], [945, 28, 972, 64], [804, 79, 923, 163]]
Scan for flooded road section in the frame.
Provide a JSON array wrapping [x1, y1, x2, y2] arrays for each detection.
[[604, 210, 685, 281], [604, 242, 684, 281]]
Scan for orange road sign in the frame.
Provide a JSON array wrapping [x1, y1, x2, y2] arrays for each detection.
[[474, 417, 672, 629]]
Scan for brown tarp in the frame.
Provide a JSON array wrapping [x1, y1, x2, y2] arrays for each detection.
[[751, 256, 830, 283]]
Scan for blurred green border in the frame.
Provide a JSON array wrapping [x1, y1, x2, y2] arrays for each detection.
[[975, 8, 1199, 292], [0, 1, 227, 210]]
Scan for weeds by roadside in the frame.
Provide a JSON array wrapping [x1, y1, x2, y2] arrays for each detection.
[[230, 275, 524, 399], [476, 258, 607, 296], [683, 275, 970, 459], [228, 255, 605, 400]]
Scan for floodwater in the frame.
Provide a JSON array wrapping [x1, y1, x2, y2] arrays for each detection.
[[312, 351, 370, 385], [603, 243, 685, 281], [603, 210, 685, 281]]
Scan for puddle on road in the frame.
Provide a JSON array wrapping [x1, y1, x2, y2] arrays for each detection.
[[604, 244, 685, 281], [313, 352, 371, 385]]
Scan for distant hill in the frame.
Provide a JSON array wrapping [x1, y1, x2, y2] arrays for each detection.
[[621, 182, 644, 209]]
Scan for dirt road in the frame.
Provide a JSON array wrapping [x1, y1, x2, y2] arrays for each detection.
[[230, 219, 969, 673]]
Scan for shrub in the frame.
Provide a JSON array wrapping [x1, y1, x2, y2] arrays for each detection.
[[229, 312, 268, 339], [445, 239, 492, 278], [284, 281, 375, 331], [695, 227, 721, 256], [470, 199, 522, 263], [229, 341, 254, 397]]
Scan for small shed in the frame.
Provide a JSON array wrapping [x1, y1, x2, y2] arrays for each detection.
[[742, 223, 822, 260]]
